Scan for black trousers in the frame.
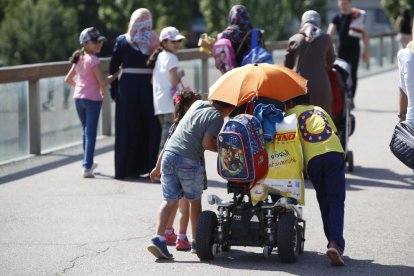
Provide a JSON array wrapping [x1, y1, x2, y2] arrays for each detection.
[[338, 50, 360, 99]]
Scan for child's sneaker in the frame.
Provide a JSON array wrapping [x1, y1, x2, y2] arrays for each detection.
[[82, 163, 97, 178], [147, 237, 173, 259], [176, 237, 191, 251], [191, 240, 197, 254], [326, 243, 345, 266], [164, 229, 177, 245]]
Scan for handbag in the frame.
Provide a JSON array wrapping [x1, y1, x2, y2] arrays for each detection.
[[389, 121, 414, 169]]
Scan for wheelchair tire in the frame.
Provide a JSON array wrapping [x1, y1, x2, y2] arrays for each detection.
[[277, 213, 300, 263], [346, 150, 354, 172], [196, 210, 218, 260]]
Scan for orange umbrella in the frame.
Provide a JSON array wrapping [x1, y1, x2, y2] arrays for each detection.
[[208, 63, 308, 106]]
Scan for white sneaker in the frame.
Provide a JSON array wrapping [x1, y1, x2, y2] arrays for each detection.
[[90, 163, 98, 173], [82, 163, 98, 178], [82, 169, 94, 178]]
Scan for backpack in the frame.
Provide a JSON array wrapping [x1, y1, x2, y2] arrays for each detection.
[[241, 28, 273, 65], [212, 35, 236, 74], [217, 114, 268, 183]]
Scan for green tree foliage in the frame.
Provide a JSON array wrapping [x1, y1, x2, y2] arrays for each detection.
[[155, 0, 192, 36], [0, 0, 327, 65], [0, 0, 78, 65], [382, 0, 413, 22]]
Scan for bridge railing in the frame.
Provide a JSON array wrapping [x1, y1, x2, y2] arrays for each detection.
[[0, 33, 397, 164]]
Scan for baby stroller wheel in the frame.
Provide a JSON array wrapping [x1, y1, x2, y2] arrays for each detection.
[[263, 245, 272, 258], [221, 243, 231, 252], [277, 213, 300, 263], [346, 151, 354, 172], [196, 210, 218, 260]]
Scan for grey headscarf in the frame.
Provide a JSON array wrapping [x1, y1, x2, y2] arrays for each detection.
[[300, 10, 322, 42], [301, 10, 321, 27]]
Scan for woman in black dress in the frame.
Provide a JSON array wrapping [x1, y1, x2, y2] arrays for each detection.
[[109, 8, 161, 179]]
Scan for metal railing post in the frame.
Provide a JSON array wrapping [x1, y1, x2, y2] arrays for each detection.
[[379, 36, 384, 67], [101, 88, 112, 136], [28, 80, 41, 155], [201, 56, 209, 97]]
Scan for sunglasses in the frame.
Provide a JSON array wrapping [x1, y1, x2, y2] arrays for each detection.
[[170, 40, 182, 44]]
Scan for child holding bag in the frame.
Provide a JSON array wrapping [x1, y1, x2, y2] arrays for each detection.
[[147, 26, 186, 151]]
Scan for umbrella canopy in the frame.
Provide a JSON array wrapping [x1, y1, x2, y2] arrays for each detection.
[[208, 63, 308, 106]]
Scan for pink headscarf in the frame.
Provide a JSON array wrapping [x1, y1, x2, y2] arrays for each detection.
[[127, 8, 159, 55]]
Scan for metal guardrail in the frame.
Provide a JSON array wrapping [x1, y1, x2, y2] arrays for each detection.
[[0, 33, 397, 161]]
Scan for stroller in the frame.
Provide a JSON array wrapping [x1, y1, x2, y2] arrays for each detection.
[[329, 58, 356, 172], [196, 107, 305, 263]]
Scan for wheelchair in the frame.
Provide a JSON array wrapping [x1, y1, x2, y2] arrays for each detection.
[[196, 182, 306, 263]]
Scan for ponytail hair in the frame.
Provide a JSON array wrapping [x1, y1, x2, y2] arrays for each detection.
[[69, 48, 85, 64], [173, 89, 202, 123], [146, 46, 163, 68]]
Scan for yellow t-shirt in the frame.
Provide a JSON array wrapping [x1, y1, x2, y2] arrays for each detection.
[[285, 105, 344, 166]]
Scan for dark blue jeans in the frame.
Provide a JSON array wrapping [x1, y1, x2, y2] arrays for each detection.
[[75, 98, 102, 169], [307, 152, 346, 249]]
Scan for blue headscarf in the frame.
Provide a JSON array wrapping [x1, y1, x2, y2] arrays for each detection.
[[221, 5, 253, 45]]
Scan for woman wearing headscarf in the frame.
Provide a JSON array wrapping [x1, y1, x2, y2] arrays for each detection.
[[109, 8, 161, 179], [284, 10, 336, 115], [220, 4, 254, 66], [220, 4, 284, 115]]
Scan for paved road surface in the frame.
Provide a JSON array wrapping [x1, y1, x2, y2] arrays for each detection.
[[1, 69, 414, 275]]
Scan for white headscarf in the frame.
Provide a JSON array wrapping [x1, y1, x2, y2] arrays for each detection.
[[126, 8, 156, 54]]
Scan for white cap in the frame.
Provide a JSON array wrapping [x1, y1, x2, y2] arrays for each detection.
[[160, 26, 185, 41]]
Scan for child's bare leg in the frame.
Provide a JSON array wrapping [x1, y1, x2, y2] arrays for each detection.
[[177, 198, 190, 234], [189, 198, 202, 239], [166, 201, 179, 230], [156, 199, 178, 236]]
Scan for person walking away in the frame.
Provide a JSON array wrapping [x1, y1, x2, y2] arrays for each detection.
[[147, 99, 235, 259], [109, 8, 162, 179], [150, 90, 203, 251], [327, 0, 369, 109], [147, 26, 186, 152], [285, 94, 346, 266], [218, 4, 283, 115], [395, 9, 412, 49], [65, 27, 119, 178], [285, 10, 336, 115]]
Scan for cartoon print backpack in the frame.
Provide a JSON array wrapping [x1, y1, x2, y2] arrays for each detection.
[[217, 114, 268, 182], [241, 28, 273, 66], [212, 34, 236, 74]]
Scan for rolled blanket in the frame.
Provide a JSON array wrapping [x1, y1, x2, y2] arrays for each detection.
[[254, 103, 284, 142]]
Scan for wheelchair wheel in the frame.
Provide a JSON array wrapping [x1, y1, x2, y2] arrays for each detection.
[[196, 210, 218, 260], [346, 151, 354, 172], [298, 225, 305, 254], [277, 213, 300, 263]]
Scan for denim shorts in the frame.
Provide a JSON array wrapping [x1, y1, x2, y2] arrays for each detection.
[[161, 151, 204, 201]]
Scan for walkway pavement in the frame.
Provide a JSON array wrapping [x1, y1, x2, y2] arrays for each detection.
[[1, 68, 414, 275]]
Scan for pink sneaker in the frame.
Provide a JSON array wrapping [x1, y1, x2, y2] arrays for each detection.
[[176, 237, 191, 251], [164, 230, 177, 246]]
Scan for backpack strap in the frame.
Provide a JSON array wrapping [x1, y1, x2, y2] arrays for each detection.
[[235, 28, 253, 57], [250, 28, 259, 49]]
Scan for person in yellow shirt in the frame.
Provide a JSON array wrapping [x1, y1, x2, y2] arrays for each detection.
[[285, 94, 346, 266]]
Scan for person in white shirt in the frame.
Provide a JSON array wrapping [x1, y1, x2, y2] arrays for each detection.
[[397, 22, 414, 125], [147, 26, 186, 151]]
